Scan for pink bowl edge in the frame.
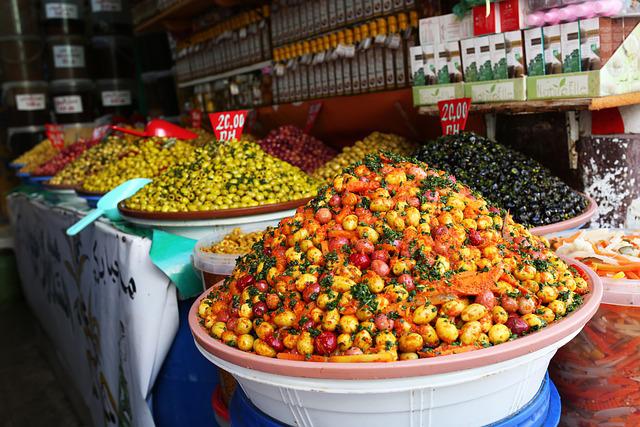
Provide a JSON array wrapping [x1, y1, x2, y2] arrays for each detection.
[[530, 194, 598, 236], [188, 257, 603, 380]]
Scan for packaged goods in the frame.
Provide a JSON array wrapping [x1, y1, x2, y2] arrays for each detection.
[[543, 25, 562, 75], [490, 33, 508, 79], [447, 41, 463, 83], [476, 36, 494, 81], [505, 31, 525, 78], [580, 18, 602, 71], [435, 43, 450, 84], [196, 153, 588, 361], [499, 0, 527, 32], [561, 22, 581, 72], [124, 140, 319, 212], [414, 132, 588, 227], [525, 27, 545, 75], [473, 3, 501, 36], [461, 38, 478, 82]]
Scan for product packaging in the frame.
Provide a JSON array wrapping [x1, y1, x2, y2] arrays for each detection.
[[423, 44, 437, 85], [476, 36, 494, 80], [490, 33, 508, 79], [409, 45, 425, 85], [543, 24, 562, 74], [580, 18, 602, 71], [505, 30, 525, 78], [447, 41, 463, 82], [561, 22, 582, 72], [499, 0, 528, 32], [461, 37, 478, 81], [435, 43, 450, 83], [473, 3, 501, 36], [524, 27, 545, 75]]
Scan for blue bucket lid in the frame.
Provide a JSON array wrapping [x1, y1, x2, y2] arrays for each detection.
[[230, 373, 559, 427]]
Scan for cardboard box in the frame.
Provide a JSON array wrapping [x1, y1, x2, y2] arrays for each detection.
[[423, 44, 437, 85], [419, 16, 441, 45], [580, 18, 602, 71], [473, 3, 501, 36], [435, 43, 450, 84], [499, 0, 527, 32], [490, 33, 508, 79], [440, 13, 474, 42], [543, 25, 562, 75], [447, 41, 463, 83], [412, 82, 465, 106], [561, 22, 581, 72], [465, 76, 527, 102], [505, 30, 525, 78], [409, 45, 426, 85], [524, 27, 545, 76], [461, 38, 478, 82], [476, 36, 494, 81]]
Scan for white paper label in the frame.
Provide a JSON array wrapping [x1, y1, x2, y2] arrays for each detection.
[[101, 90, 131, 106], [16, 94, 46, 111], [45, 3, 79, 19], [54, 95, 83, 114], [53, 45, 85, 68], [91, 0, 121, 12]]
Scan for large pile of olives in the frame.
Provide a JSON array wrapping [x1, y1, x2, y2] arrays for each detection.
[[124, 139, 320, 213], [414, 132, 588, 227], [81, 138, 196, 193], [49, 135, 133, 187]]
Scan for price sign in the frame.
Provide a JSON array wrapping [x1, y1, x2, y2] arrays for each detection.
[[208, 110, 248, 141], [190, 109, 203, 128], [45, 124, 65, 149], [437, 97, 471, 135], [304, 101, 323, 134]]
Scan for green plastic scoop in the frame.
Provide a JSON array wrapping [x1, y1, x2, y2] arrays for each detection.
[[67, 178, 151, 236]]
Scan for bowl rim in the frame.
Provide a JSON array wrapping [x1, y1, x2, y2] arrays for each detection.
[[188, 257, 603, 380], [529, 194, 597, 236]]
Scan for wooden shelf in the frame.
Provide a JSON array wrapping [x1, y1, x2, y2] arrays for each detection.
[[177, 60, 272, 88], [135, 0, 214, 34], [417, 92, 640, 116]]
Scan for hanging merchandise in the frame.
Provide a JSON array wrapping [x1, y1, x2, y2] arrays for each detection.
[[50, 79, 95, 124], [3, 81, 49, 127], [47, 35, 89, 80], [42, 0, 85, 36]]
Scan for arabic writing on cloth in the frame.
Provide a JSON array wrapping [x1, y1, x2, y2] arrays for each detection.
[[8, 193, 178, 427]]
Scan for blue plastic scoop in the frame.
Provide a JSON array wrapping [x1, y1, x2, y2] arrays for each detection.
[[67, 178, 151, 236]]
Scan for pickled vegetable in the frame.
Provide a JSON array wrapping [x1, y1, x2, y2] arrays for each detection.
[[414, 132, 588, 227], [313, 132, 416, 182], [15, 139, 71, 174], [259, 125, 337, 173], [197, 153, 588, 362], [33, 139, 99, 177], [201, 228, 266, 254], [124, 139, 320, 212]]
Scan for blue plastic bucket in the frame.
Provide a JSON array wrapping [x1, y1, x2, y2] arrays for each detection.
[[152, 298, 220, 427], [230, 373, 560, 427]]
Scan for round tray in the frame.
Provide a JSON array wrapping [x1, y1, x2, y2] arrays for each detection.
[[42, 181, 78, 192], [118, 197, 312, 221], [75, 187, 107, 198], [189, 257, 602, 380], [530, 194, 598, 236]]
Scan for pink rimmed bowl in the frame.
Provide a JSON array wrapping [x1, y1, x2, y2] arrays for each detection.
[[189, 258, 602, 427], [530, 194, 598, 236]]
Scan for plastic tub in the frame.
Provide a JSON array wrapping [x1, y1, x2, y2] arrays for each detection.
[[47, 35, 88, 80], [89, 0, 132, 35], [51, 79, 95, 124], [0, 0, 39, 36], [2, 81, 49, 127], [230, 373, 561, 427], [42, 0, 85, 36], [0, 35, 44, 81], [96, 79, 134, 116], [189, 258, 601, 427], [547, 229, 640, 426], [90, 36, 135, 79], [192, 222, 269, 290]]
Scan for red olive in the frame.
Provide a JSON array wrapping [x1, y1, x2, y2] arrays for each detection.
[[475, 290, 496, 310], [397, 274, 415, 291], [236, 274, 255, 291], [264, 334, 284, 352], [254, 280, 269, 293], [371, 250, 389, 262], [329, 194, 342, 207], [349, 252, 371, 270], [468, 229, 484, 246], [371, 259, 390, 277], [315, 208, 332, 224], [374, 313, 393, 331], [252, 301, 267, 317], [501, 296, 519, 313], [314, 331, 337, 355], [266, 293, 280, 310], [302, 282, 321, 302], [505, 315, 529, 335]]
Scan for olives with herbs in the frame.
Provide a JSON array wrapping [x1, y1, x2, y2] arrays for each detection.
[[414, 133, 588, 227]]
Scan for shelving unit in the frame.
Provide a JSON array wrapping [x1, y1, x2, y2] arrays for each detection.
[[417, 92, 640, 115], [135, 0, 214, 33], [177, 61, 273, 88]]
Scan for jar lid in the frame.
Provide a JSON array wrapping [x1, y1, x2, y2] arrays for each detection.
[[50, 78, 94, 92], [2, 80, 48, 91], [46, 34, 86, 44]]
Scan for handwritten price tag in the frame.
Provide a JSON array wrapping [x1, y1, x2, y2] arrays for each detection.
[[437, 98, 471, 135], [190, 109, 203, 128], [45, 124, 65, 149], [209, 110, 248, 142]]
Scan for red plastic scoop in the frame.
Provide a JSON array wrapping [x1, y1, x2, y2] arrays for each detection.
[[112, 119, 198, 140]]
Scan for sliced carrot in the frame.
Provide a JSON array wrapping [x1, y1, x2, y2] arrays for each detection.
[[276, 353, 328, 362], [592, 262, 640, 272], [328, 229, 356, 239]]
